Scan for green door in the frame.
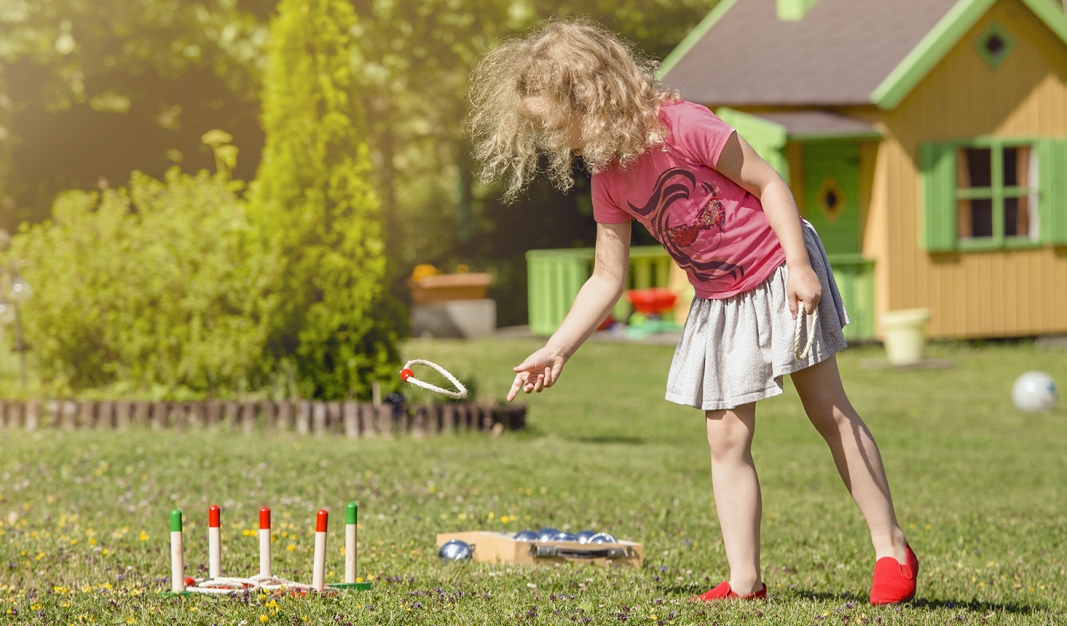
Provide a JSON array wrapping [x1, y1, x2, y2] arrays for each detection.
[[802, 142, 875, 341], [803, 143, 861, 254]]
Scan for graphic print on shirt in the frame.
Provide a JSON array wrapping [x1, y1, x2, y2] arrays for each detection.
[[626, 168, 745, 282]]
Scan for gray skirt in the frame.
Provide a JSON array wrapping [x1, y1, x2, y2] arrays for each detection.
[[665, 221, 849, 411]]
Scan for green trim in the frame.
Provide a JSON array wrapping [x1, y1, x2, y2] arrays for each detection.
[[975, 21, 1014, 68], [871, 0, 996, 110], [715, 108, 788, 147], [957, 237, 1044, 251], [716, 107, 790, 182], [825, 253, 875, 267], [777, 0, 820, 21], [1021, 0, 1067, 44], [790, 130, 882, 142], [873, 0, 1067, 110], [346, 502, 358, 525], [658, 0, 740, 79]]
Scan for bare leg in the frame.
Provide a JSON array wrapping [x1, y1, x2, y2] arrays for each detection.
[[790, 356, 908, 563], [705, 402, 762, 595]]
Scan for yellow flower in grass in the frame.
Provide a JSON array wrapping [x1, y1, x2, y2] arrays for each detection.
[[287, 545, 296, 552], [260, 615, 269, 622]]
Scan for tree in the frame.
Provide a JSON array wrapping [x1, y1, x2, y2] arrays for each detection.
[[0, 0, 271, 228], [253, 0, 402, 400], [8, 161, 282, 396]]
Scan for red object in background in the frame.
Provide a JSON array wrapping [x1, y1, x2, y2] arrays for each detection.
[[597, 316, 615, 331], [626, 288, 677, 315]]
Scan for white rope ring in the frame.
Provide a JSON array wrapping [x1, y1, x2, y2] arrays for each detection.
[[400, 359, 468, 399], [794, 306, 819, 361], [183, 575, 331, 595]]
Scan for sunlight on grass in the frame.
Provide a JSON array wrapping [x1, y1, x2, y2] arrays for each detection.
[[0, 339, 1064, 624]]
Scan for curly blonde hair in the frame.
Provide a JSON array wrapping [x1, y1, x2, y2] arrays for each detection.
[[467, 19, 676, 201]]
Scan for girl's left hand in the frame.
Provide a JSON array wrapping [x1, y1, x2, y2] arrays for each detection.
[[787, 264, 822, 318]]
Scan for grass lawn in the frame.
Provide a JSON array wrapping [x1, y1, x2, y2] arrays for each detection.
[[1, 338, 1064, 624]]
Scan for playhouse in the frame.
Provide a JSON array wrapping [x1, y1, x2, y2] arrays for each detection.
[[659, 0, 1067, 339]]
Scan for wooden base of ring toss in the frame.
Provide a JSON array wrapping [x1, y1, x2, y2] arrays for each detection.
[[166, 502, 372, 595], [436, 531, 644, 568]]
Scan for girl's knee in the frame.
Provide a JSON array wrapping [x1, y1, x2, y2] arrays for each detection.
[[705, 410, 754, 459]]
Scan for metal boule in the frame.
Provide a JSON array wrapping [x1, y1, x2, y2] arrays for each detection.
[[438, 539, 472, 563], [588, 532, 617, 544], [536, 527, 559, 542], [575, 530, 596, 544]]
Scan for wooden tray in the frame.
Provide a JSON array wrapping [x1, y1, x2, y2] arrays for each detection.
[[435, 531, 643, 568]]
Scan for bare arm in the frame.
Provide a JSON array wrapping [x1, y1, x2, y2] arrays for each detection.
[[714, 132, 821, 317], [507, 220, 631, 401]]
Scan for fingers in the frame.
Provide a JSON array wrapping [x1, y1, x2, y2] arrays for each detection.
[[507, 370, 550, 402], [506, 372, 524, 402], [788, 294, 798, 319]]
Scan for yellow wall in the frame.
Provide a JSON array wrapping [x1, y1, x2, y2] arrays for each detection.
[[873, 0, 1067, 338]]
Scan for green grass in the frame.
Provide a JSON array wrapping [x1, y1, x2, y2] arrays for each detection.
[[1, 339, 1065, 624]]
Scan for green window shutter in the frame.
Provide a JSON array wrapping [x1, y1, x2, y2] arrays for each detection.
[[1038, 138, 1067, 245], [920, 142, 957, 251]]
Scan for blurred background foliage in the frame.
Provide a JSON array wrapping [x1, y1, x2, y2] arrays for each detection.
[[0, 0, 717, 399]]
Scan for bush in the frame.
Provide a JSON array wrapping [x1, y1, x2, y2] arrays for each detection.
[[252, 0, 403, 400], [9, 168, 282, 396]]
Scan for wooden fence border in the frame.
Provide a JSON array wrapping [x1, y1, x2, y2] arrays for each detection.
[[0, 398, 526, 437]]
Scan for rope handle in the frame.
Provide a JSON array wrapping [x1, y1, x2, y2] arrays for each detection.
[[794, 305, 819, 361], [400, 359, 468, 399]]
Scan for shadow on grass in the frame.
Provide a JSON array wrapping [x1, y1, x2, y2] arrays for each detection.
[[786, 589, 1047, 615], [570, 436, 647, 445], [657, 586, 1048, 615]]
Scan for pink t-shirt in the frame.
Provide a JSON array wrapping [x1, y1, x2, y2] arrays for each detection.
[[592, 100, 787, 299]]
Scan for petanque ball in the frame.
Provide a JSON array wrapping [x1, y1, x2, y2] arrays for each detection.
[[1012, 371, 1058, 412], [576, 530, 597, 544], [536, 527, 560, 542], [588, 532, 617, 544], [513, 530, 538, 542], [438, 539, 472, 563], [552, 532, 579, 542]]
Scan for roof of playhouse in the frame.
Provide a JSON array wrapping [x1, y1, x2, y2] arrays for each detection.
[[659, 0, 1067, 110]]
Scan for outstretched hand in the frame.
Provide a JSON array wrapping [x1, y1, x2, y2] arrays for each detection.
[[507, 347, 568, 402]]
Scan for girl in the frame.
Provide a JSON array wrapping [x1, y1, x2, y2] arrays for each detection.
[[468, 20, 918, 605]]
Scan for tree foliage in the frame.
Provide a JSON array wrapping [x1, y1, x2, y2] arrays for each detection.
[[253, 0, 402, 400], [0, 0, 270, 228], [8, 166, 282, 397]]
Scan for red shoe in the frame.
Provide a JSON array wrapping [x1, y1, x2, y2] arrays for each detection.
[[870, 544, 919, 605], [693, 581, 768, 602]]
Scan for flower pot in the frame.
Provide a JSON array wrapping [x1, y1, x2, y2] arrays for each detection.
[[408, 273, 492, 304], [880, 308, 931, 366]]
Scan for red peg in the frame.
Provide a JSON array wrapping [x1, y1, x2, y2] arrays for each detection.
[[184, 577, 196, 587], [260, 507, 271, 530], [209, 505, 221, 528], [400, 368, 413, 381], [316, 509, 328, 533]]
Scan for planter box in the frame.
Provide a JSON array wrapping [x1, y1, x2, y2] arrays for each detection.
[[411, 299, 496, 339], [409, 273, 492, 304]]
